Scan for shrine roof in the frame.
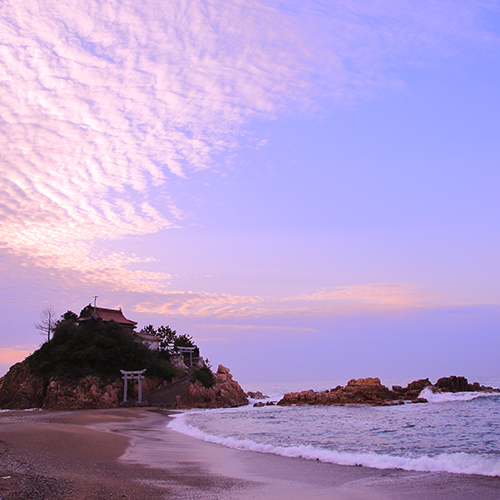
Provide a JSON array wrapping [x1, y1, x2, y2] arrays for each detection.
[[79, 305, 137, 326]]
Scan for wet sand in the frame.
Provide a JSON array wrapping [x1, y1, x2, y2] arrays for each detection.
[[0, 408, 499, 499]]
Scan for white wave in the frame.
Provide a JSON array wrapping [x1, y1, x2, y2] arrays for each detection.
[[419, 388, 499, 404], [169, 412, 500, 477], [0, 407, 40, 412]]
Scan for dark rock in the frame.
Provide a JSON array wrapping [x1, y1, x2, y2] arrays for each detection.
[[278, 378, 395, 407], [181, 365, 248, 409], [247, 391, 269, 399], [407, 378, 432, 391], [0, 362, 44, 409], [0, 358, 248, 411], [436, 376, 470, 392], [0, 360, 126, 410], [276, 375, 498, 407]]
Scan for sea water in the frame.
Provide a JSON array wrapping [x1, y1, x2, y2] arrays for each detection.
[[169, 376, 500, 477]]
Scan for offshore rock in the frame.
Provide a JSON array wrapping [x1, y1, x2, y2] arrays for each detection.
[[253, 401, 276, 407], [278, 378, 394, 407], [247, 391, 269, 399], [276, 376, 498, 407], [433, 375, 497, 393], [181, 365, 248, 409], [392, 378, 432, 400]]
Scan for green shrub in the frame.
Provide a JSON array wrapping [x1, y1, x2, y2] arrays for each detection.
[[152, 362, 176, 382], [28, 317, 176, 382], [191, 366, 215, 388]]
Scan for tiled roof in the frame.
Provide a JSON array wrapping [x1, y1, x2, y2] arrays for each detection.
[[79, 306, 137, 326]]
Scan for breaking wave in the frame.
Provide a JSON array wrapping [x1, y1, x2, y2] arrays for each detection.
[[169, 412, 500, 477], [418, 388, 499, 404]]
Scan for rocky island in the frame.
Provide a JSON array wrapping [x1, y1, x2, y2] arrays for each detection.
[[0, 305, 247, 410], [276, 375, 499, 407]]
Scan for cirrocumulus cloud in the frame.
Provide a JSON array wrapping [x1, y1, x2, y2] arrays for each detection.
[[0, 0, 496, 297]]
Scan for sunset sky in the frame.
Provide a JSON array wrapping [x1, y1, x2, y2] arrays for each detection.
[[1, 0, 500, 384]]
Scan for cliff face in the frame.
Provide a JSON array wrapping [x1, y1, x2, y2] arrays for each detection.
[[0, 359, 248, 410], [182, 365, 248, 409], [0, 359, 164, 410], [0, 362, 45, 409]]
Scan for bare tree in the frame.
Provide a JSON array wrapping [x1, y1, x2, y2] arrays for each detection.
[[35, 304, 56, 342]]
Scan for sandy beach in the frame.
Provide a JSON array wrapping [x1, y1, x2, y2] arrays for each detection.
[[0, 408, 499, 500]]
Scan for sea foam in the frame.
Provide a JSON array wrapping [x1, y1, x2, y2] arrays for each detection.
[[169, 411, 500, 477], [419, 388, 498, 404]]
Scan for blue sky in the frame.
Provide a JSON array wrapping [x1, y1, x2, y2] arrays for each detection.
[[1, 0, 499, 383]]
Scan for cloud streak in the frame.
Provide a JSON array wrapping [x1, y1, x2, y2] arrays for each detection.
[[135, 282, 439, 319]]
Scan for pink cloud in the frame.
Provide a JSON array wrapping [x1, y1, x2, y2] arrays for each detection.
[[0, 346, 37, 366], [0, 0, 496, 312], [133, 282, 445, 320]]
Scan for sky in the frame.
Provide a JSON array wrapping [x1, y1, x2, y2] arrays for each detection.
[[1, 0, 500, 384]]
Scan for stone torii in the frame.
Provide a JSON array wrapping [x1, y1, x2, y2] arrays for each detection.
[[121, 369, 146, 403], [177, 346, 196, 367]]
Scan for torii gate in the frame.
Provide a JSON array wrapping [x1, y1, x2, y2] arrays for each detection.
[[177, 346, 196, 367], [121, 369, 146, 403]]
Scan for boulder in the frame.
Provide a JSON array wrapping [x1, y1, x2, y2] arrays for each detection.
[[180, 366, 248, 409], [392, 378, 432, 400], [246, 391, 269, 400], [436, 376, 470, 392]]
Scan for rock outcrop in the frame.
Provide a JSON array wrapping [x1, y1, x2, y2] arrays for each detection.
[[0, 362, 45, 409], [0, 360, 165, 410], [278, 378, 398, 407], [434, 375, 492, 393], [0, 357, 248, 410], [40, 376, 122, 410], [253, 401, 276, 407], [180, 365, 248, 409], [277, 376, 498, 407], [246, 391, 269, 399]]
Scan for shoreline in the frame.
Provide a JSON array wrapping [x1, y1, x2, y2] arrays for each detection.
[[0, 409, 499, 499]]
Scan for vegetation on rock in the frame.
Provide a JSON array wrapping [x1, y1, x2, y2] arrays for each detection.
[[184, 365, 248, 409], [29, 314, 176, 382], [191, 366, 215, 388], [139, 324, 200, 358], [0, 310, 249, 410]]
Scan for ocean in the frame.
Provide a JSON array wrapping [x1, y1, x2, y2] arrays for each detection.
[[169, 376, 500, 477]]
